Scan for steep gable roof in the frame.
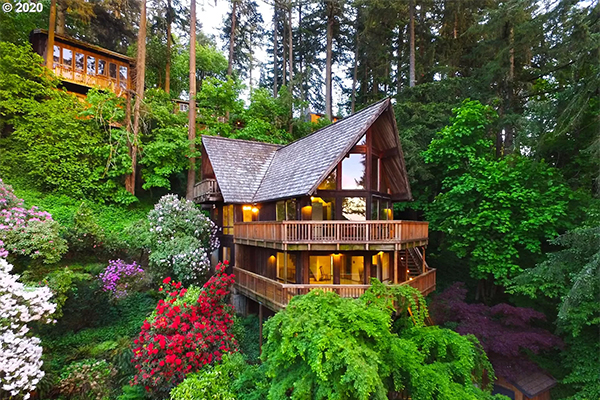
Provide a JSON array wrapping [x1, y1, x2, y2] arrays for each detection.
[[201, 98, 410, 203]]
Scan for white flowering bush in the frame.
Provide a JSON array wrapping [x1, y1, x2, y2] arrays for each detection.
[[147, 195, 219, 284], [0, 258, 56, 399]]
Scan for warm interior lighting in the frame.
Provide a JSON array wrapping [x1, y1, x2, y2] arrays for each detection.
[[242, 205, 252, 211], [409, 277, 413, 280], [377, 251, 383, 255], [251, 207, 259, 213]]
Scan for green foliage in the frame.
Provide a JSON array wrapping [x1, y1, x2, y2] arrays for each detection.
[[170, 353, 247, 400], [40, 267, 92, 319], [58, 359, 117, 400], [261, 283, 498, 400], [232, 314, 261, 363], [117, 384, 148, 400], [424, 100, 572, 283]]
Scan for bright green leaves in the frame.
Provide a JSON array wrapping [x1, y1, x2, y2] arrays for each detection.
[[425, 100, 571, 284]]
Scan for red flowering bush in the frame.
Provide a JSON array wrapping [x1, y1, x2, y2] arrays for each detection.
[[131, 261, 237, 398]]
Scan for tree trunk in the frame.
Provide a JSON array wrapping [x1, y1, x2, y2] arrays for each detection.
[[351, 36, 358, 113], [409, 0, 415, 87], [186, 0, 197, 201], [47, 0, 57, 67], [287, 1, 293, 84], [282, 8, 287, 87], [127, 0, 147, 196], [325, 4, 334, 119], [56, 0, 66, 35], [165, 0, 172, 93], [273, 3, 278, 97], [504, 24, 515, 154], [227, 0, 238, 76], [396, 22, 403, 94]]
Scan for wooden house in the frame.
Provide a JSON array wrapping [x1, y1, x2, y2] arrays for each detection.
[[493, 372, 556, 400], [194, 98, 435, 312], [30, 29, 134, 98]]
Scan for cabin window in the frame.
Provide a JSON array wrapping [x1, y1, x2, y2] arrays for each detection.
[[109, 63, 117, 79], [341, 153, 366, 190], [53, 45, 60, 64], [371, 198, 379, 220], [373, 252, 391, 282], [380, 164, 392, 194], [242, 205, 253, 222], [179, 103, 189, 112], [311, 197, 335, 221], [371, 157, 379, 191], [222, 247, 231, 263], [276, 253, 296, 283], [379, 199, 392, 220], [223, 204, 234, 235], [75, 52, 84, 70], [87, 56, 96, 75], [342, 256, 364, 284], [356, 134, 366, 145], [276, 200, 297, 221], [317, 169, 337, 190], [62, 48, 73, 67], [309, 256, 332, 284], [342, 197, 366, 221], [98, 59, 106, 75], [119, 66, 128, 88]]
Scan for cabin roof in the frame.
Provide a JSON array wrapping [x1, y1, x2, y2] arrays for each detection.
[[508, 371, 556, 398], [202, 98, 411, 203]]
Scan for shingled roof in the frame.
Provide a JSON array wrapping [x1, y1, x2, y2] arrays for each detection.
[[201, 98, 407, 203]]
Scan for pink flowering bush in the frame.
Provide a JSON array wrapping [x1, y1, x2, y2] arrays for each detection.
[[0, 258, 56, 399], [98, 259, 147, 300], [0, 179, 67, 264]]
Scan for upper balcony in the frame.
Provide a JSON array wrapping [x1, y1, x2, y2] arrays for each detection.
[[193, 178, 223, 203], [234, 220, 428, 251]]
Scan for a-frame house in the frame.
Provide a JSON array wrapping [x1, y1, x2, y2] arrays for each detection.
[[194, 98, 435, 312]]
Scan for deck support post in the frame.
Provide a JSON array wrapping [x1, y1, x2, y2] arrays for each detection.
[[393, 250, 399, 284], [364, 255, 372, 284], [333, 254, 341, 285]]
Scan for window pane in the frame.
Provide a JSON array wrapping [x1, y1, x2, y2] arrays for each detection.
[[342, 154, 366, 189], [119, 66, 128, 88], [380, 165, 391, 194], [356, 134, 366, 145], [277, 253, 297, 283], [371, 157, 379, 191], [371, 198, 379, 220], [53, 45, 60, 64], [75, 52, 84, 70], [98, 59, 106, 75], [276, 201, 285, 221], [311, 197, 335, 221], [286, 200, 297, 221], [380, 199, 392, 220], [309, 256, 332, 284], [242, 205, 253, 222], [62, 48, 72, 67], [341, 256, 364, 284], [318, 169, 337, 190], [109, 63, 117, 78], [342, 197, 366, 220], [87, 56, 96, 74]]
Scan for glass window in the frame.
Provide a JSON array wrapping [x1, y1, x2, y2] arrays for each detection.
[[62, 48, 72, 67], [311, 197, 335, 221], [242, 205, 253, 222], [119, 66, 128, 88], [223, 247, 231, 263], [53, 45, 60, 64], [371, 157, 379, 191], [379, 199, 392, 220], [75, 52, 84, 70], [342, 154, 366, 189], [98, 59, 106, 75], [309, 256, 332, 284], [276, 201, 285, 221], [109, 63, 117, 78], [342, 197, 366, 221], [372, 253, 391, 282], [380, 165, 391, 194], [356, 134, 366, 145], [87, 56, 96, 74], [371, 198, 379, 220], [341, 256, 364, 284], [286, 200, 297, 220], [223, 204, 234, 235], [277, 253, 297, 283], [318, 169, 337, 190]]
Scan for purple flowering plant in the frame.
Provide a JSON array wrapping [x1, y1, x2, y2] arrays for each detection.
[[99, 259, 146, 300]]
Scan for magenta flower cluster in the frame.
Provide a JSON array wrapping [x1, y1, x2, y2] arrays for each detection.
[[98, 259, 145, 299]]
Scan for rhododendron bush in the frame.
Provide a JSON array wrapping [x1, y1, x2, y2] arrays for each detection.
[[132, 261, 236, 398], [0, 258, 56, 399], [147, 194, 219, 284], [0, 179, 67, 264], [99, 259, 146, 300]]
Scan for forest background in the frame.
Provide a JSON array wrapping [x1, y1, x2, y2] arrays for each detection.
[[0, 0, 598, 399]]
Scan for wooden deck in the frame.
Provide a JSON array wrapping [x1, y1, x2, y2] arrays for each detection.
[[233, 266, 436, 312], [193, 179, 222, 202], [234, 220, 428, 251]]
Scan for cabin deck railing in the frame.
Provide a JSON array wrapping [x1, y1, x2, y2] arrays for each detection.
[[233, 267, 436, 311], [234, 220, 428, 244], [193, 179, 221, 202]]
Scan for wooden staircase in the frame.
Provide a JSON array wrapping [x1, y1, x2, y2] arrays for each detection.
[[406, 247, 427, 278]]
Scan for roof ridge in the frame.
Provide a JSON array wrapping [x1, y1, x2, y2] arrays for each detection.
[[201, 134, 283, 148]]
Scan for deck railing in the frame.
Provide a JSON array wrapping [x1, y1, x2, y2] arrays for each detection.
[[233, 267, 436, 311], [234, 220, 428, 244], [193, 179, 221, 202]]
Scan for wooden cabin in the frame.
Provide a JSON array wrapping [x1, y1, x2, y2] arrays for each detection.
[[30, 29, 134, 98], [194, 98, 435, 312], [493, 373, 556, 400]]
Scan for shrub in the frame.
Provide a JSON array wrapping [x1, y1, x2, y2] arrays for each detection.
[[131, 262, 236, 398], [147, 194, 218, 284], [58, 359, 117, 400], [0, 178, 67, 265], [0, 258, 56, 399], [99, 260, 147, 301]]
